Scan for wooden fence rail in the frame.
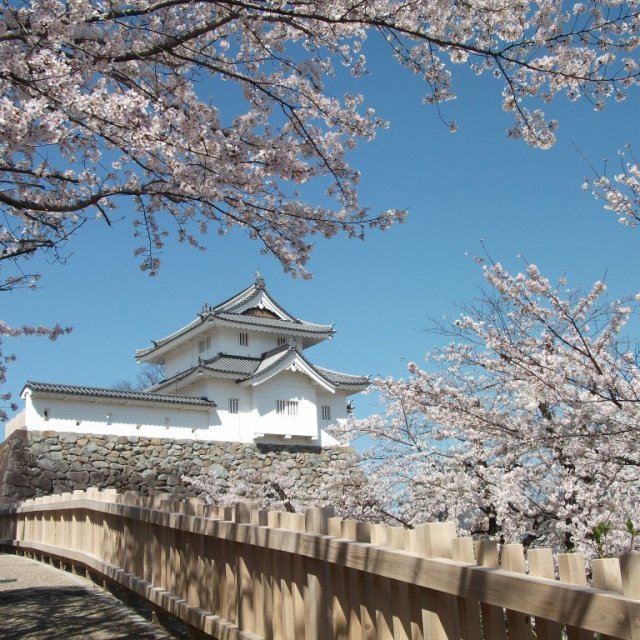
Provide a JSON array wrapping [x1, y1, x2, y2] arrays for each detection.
[[1, 489, 639, 640]]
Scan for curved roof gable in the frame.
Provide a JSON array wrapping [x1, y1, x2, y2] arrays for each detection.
[[135, 275, 334, 361], [234, 343, 333, 392], [147, 345, 368, 395], [213, 275, 295, 320]]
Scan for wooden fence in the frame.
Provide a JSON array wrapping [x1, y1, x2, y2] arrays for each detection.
[[1, 489, 640, 639]]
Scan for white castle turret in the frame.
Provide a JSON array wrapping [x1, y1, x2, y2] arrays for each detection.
[[16, 276, 368, 446]]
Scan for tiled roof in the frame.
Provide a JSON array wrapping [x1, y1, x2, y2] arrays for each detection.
[[148, 353, 263, 392], [249, 344, 294, 381], [215, 312, 332, 334], [204, 353, 262, 375], [150, 347, 368, 393], [220, 283, 301, 322], [135, 279, 333, 359], [145, 366, 197, 392], [24, 381, 216, 407], [135, 316, 204, 357], [315, 367, 369, 387]]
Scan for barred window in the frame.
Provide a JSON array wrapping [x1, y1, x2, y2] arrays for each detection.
[[198, 336, 211, 353], [321, 405, 331, 421], [239, 332, 249, 346], [229, 398, 239, 414], [276, 400, 298, 416], [277, 337, 287, 346]]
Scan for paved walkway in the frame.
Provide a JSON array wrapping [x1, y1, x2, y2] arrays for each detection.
[[0, 553, 176, 639]]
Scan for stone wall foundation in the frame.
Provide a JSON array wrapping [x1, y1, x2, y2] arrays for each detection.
[[0, 429, 353, 504]]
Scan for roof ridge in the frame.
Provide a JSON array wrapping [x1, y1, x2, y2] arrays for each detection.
[[146, 365, 197, 391], [209, 281, 257, 313], [23, 381, 216, 406], [290, 348, 335, 387], [203, 352, 262, 364], [313, 366, 370, 386], [214, 311, 332, 331], [259, 341, 293, 360], [137, 279, 334, 361], [135, 315, 204, 356], [248, 347, 293, 382]]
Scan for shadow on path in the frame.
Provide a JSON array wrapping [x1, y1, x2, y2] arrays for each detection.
[[0, 585, 166, 640], [0, 553, 180, 639]]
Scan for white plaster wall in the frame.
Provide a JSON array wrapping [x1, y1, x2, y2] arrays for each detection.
[[162, 326, 296, 377], [170, 376, 333, 442], [23, 394, 221, 439], [194, 378, 252, 442], [162, 340, 200, 378], [19, 388, 340, 446], [214, 326, 294, 359], [250, 371, 319, 438], [315, 390, 349, 426]]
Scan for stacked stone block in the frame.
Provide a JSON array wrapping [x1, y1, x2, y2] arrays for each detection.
[[0, 429, 353, 504]]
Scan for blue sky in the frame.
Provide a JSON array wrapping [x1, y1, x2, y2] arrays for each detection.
[[2, 40, 637, 439]]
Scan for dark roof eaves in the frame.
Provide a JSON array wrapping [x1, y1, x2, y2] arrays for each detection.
[[24, 381, 216, 407], [293, 349, 336, 388], [214, 312, 332, 334], [314, 366, 370, 387], [146, 365, 198, 392], [135, 315, 206, 358]]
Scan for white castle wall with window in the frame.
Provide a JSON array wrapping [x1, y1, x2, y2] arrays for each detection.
[[11, 276, 368, 447]]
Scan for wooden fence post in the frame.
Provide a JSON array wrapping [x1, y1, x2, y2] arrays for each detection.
[[500, 544, 532, 639], [527, 548, 563, 640], [250, 509, 269, 638], [267, 511, 284, 640], [368, 524, 393, 640], [450, 537, 482, 640], [235, 502, 257, 633], [327, 516, 349, 639], [557, 553, 592, 640], [476, 540, 507, 640], [287, 512, 306, 640], [384, 527, 411, 640], [412, 522, 460, 640], [620, 553, 640, 640], [592, 557, 624, 640], [304, 507, 333, 640], [341, 519, 371, 639]]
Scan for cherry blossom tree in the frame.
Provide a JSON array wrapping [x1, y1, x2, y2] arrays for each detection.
[[2, 0, 640, 289], [585, 145, 640, 229], [331, 263, 640, 557]]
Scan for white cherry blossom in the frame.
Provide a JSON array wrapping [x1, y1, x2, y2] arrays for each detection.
[[1, 1, 639, 287], [331, 263, 640, 557]]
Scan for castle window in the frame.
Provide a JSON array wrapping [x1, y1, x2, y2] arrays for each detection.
[[277, 337, 287, 347], [321, 405, 331, 421], [198, 336, 211, 353], [276, 400, 298, 416], [239, 332, 249, 346], [229, 398, 239, 414]]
